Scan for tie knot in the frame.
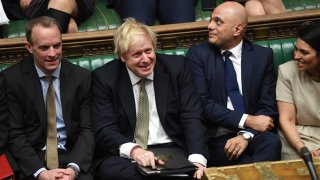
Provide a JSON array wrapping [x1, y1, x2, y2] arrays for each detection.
[[138, 79, 147, 87], [223, 51, 232, 58], [45, 76, 55, 83]]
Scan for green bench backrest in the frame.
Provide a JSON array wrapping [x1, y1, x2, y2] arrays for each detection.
[[0, 38, 295, 72], [67, 38, 295, 72]]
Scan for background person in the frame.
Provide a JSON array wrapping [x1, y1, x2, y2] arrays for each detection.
[[106, 0, 196, 26], [2, 0, 94, 33], [244, 0, 286, 16]]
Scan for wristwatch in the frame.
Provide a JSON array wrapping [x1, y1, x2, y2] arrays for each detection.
[[67, 164, 79, 178], [241, 132, 252, 142]]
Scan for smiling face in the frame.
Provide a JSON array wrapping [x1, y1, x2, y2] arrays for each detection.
[[207, 2, 247, 50], [25, 25, 62, 74], [120, 35, 156, 78], [294, 38, 320, 73]]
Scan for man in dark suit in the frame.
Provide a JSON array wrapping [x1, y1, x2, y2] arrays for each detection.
[[186, 1, 281, 166], [1, 16, 94, 180], [0, 74, 8, 154], [106, 0, 196, 26], [92, 18, 208, 180]]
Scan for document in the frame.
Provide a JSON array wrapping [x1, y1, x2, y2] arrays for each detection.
[[134, 148, 197, 176], [0, 0, 9, 25]]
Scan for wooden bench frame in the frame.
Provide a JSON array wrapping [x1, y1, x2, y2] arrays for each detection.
[[0, 9, 320, 65]]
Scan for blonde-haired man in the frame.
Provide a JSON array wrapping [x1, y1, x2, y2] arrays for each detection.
[[92, 18, 208, 179]]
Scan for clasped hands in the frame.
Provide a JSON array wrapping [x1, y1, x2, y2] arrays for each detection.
[[130, 146, 205, 179], [38, 167, 77, 180]]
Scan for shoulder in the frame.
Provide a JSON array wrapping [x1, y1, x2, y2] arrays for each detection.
[[156, 53, 186, 69], [244, 39, 272, 53], [62, 59, 90, 74], [2, 56, 32, 77], [92, 59, 122, 74], [187, 40, 216, 54], [278, 61, 298, 78]]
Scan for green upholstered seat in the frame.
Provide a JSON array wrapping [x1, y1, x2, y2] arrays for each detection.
[[0, 38, 295, 72], [65, 38, 295, 72], [1, 0, 318, 39]]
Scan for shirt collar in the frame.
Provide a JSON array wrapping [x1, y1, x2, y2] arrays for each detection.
[[126, 66, 154, 86], [35, 63, 61, 79], [221, 40, 243, 59]]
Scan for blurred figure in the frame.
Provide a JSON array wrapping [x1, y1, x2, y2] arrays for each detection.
[[187, 1, 281, 166], [277, 22, 320, 160], [106, 0, 196, 25], [2, 0, 94, 33], [244, 0, 286, 16]]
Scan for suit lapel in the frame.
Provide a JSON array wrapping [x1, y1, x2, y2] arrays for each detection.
[[153, 59, 169, 125], [241, 41, 254, 108], [60, 60, 73, 135], [215, 50, 228, 105], [23, 57, 47, 131], [118, 64, 137, 129]]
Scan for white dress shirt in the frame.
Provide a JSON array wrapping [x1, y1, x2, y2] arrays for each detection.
[[221, 41, 253, 138], [119, 66, 207, 166]]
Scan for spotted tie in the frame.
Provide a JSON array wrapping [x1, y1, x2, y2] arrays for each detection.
[[134, 79, 149, 149]]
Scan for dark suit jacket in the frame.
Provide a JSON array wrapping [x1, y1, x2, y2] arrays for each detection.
[[186, 40, 278, 137], [92, 54, 208, 163], [1, 56, 94, 177], [0, 74, 8, 154]]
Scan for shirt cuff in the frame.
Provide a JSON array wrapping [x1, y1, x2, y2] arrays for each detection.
[[67, 162, 80, 173], [238, 130, 254, 139], [34, 167, 47, 178], [238, 114, 249, 129], [188, 154, 207, 167], [119, 142, 140, 159]]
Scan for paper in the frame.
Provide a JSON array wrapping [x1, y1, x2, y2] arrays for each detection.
[[0, 0, 9, 25]]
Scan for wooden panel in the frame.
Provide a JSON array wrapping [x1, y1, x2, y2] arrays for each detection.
[[204, 158, 320, 180]]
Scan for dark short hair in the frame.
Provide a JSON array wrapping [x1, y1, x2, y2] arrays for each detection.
[[26, 16, 62, 44], [297, 21, 320, 53]]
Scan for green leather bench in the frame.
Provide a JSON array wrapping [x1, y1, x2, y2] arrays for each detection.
[[0, 38, 296, 72], [67, 38, 296, 72], [0, 38, 295, 71], [1, 0, 318, 39]]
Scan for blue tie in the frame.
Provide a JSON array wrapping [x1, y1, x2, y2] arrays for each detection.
[[223, 51, 245, 113]]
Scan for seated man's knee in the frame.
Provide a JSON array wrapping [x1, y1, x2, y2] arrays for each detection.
[[46, 8, 71, 33], [97, 156, 142, 180], [260, 132, 282, 149]]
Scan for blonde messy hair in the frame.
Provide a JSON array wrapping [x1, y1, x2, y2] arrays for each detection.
[[114, 18, 157, 57]]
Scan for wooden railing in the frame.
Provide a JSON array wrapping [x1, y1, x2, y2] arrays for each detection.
[[0, 9, 320, 64]]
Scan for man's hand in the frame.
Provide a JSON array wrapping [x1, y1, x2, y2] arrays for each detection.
[[37, 169, 65, 180], [130, 146, 164, 169], [193, 162, 205, 180], [245, 115, 274, 132], [224, 135, 249, 160], [55, 168, 77, 180]]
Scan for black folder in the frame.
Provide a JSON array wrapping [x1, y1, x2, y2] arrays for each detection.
[[134, 148, 197, 176]]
